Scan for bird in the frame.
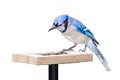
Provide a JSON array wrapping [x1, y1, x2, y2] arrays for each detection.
[[48, 14, 111, 71]]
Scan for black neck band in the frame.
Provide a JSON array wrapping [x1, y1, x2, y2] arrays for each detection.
[[62, 17, 68, 33]]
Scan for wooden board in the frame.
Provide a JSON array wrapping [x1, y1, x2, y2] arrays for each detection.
[[12, 51, 93, 65]]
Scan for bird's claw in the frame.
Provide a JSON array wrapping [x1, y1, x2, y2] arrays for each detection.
[[62, 48, 74, 51], [79, 49, 86, 52], [54, 48, 74, 55], [55, 51, 67, 55]]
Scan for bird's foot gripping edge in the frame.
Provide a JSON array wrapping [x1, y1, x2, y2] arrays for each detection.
[[79, 49, 86, 52], [62, 48, 74, 51], [55, 48, 74, 55]]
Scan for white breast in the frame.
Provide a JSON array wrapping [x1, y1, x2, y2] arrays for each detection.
[[62, 26, 90, 44]]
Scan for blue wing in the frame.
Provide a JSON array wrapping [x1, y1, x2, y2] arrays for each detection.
[[72, 19, 99, 45]]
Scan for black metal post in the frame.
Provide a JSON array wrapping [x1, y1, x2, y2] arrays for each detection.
[[49, 64, 58, 80]]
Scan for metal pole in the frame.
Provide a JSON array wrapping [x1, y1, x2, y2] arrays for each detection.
[[49, 64, 58, 80]]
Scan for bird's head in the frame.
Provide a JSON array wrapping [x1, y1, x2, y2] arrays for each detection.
[[48, 14, 69, 33]]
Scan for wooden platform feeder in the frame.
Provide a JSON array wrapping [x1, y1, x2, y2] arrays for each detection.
[[12, 51, 93, 80]]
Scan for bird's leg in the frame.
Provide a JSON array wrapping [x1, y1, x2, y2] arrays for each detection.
[[79, 45, 87, 52], [63, 43, 77, 51]]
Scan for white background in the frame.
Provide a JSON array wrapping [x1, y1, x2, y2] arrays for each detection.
[[0, 0, 120, 80]]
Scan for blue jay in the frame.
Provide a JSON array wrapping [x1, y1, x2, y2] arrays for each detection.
[[48, 14, 111, 71]]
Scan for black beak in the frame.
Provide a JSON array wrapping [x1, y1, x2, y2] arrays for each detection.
[[48, 26, 56, 32]]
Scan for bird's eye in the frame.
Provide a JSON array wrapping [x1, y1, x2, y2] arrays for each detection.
[[53, 23, 55, 25], [53, 23, 59, 27]]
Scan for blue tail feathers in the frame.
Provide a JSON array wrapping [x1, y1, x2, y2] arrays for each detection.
[[87, 40, 111, 71]]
